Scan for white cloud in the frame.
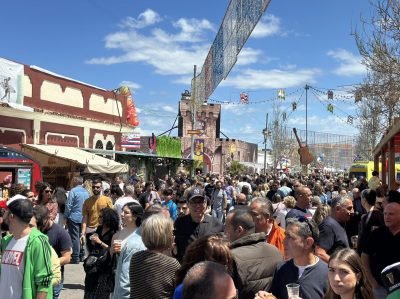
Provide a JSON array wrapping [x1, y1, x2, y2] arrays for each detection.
[[162, 105, 175, 113], [252, 15, 282, 38], [236, 47, 263, 66], [119, 9, 162, 29], [172, 18, 215, 42], [119, 80, 141, 90], [222, 68, 321, 89], [221, 104, 257, 116], [327, 49, 366, 76]]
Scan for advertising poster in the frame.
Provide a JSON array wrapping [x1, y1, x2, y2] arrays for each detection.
[[17, 168, 31, 188], [0, 57, 24, 105], [194, 139, 204, 162]]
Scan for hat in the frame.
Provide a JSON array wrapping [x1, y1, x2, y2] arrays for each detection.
[[188, 187, 206, 202]]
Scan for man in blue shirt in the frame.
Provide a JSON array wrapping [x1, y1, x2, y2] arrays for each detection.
[[64, 176, 89, 263], [162, 189, 177, 221]]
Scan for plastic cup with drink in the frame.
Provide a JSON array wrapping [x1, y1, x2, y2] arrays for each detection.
[[113, 239, 122, 253], [351, 235, 358, 249], [286, 283, 300, 299]]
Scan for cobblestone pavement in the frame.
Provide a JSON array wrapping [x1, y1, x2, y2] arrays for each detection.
[[59, 262, 85, 299]]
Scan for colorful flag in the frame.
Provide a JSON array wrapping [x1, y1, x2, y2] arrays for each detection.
[[327, 103, 334, 113], [328, 90, 333, 99], [121, 132, 141, 149], [278, 89, 285, 100], [347, 116, 353, 124], [292, 102, 297, 111], [240, 92, 249, 104]]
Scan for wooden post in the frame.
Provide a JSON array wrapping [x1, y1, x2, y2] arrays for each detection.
[[389, 139, 396, 190], [382, 148, 387, 187]]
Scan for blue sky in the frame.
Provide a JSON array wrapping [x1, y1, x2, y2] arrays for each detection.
[[1, 0, 373, 147]]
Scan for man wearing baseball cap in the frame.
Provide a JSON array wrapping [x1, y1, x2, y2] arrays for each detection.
[[0, 198, 53, 299], [174, 187, 224, 262]]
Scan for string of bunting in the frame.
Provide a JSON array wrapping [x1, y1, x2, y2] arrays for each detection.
[[310, 86, 363, 103], [208, 87, 303, 105], [310, 89, 358, 128]]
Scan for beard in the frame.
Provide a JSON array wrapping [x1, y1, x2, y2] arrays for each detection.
[[92, 190, 101, 196]]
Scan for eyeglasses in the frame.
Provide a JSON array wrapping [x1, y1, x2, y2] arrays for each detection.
[[44, 190, 52, 193], [92, 185, 102, 189]]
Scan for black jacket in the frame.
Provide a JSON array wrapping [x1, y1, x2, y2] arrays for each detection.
[[230, 232, 283, 299]]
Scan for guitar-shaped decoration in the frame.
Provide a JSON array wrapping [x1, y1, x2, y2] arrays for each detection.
[[293, 128, 314, 165]]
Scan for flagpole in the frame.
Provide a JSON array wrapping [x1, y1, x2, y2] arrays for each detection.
[[305, 84, 309, 145]]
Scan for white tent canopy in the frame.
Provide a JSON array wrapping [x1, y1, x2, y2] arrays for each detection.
[[21, 144, 128, 174]]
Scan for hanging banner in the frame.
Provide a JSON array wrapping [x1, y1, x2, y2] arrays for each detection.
[[0, 57, 24, 105], [121, 132, 141, 149], [194, 139, 204, 162]]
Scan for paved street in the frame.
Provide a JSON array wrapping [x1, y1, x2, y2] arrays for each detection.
[[60, 262, 85, 299]]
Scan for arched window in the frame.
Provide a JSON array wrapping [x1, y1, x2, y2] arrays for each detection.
[[106, 141, 114, 150], [95, 140, 103, 149]]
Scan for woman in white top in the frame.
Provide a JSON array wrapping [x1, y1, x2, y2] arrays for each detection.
[[275, 196, 296, 229]]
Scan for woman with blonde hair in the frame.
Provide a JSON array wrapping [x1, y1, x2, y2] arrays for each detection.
[[275, 195, 296, 229], [129, 214, 180, 299], [313, 203, 331, 225], [324, 248, 373, 299]]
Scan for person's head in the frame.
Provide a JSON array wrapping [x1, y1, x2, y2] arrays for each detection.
[[176, 235, 233, 285], [249, 197, 274, 233], [283, 196, 296, 209], [312, 204, 331, 225], [284, 217, 319, 259], [236, 193, 247, 205], [311, 196, 322, 208], [141, 214, 174, 251], [332, 196, 354, 224], [360, 188, 376, 209], [71, 176, 83, 188], [224, 207, 255, 242], [38, 182, 53, 204], [162, 188, 174, 202], [177, 199, 189, 217], [271, 193, 282, 204], [3, 198, 34, 233], [121, 202, 143, 227], [241, 185, 250, 195], [124, 184, 135, 197], [187, 187, 207, 223], [32, 205, 52, 232], [313, 185, 324, 196], [295, 186, 313, 209], [215, 180, 222, 189], [383, 202, 400, 232], [271, 180, 279, 191], [21, 189, 35, 202], [182, 261, 237, 299], [372, 170, 379, 177], [144, 181, 154, 192], [99, 208, 119, 232], [9, 183, 26, 198], [110, 184, 124, 200], [326, 248, 372, 299], [91, 178, 103, 197]]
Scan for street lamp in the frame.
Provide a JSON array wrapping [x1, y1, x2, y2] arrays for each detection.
[[262, 114, 270, 175]]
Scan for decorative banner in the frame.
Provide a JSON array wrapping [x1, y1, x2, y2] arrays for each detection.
[[118, 86, 139, 127], [0, 57, 24, 105], [282, 112, 287, 121], [327, 90, 334, 99], [278, 89, 285, 100], [355, 91, 362, 103], [327, 103, 334, 113], [240, 92, 249, 104], [121, 132, 141, 149], [194, 139, 204, 162], [292, 102, 297, 111], [149, 133, 157, 154]]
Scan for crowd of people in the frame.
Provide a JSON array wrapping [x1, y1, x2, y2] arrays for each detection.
[[0, 170, 400, 299]]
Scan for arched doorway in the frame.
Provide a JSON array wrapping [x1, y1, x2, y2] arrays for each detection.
[[95, 140, 103, 149]]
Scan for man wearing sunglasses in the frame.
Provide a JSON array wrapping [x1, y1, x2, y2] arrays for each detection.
[[81, 178, 113, 252], [316, 196, 354, 263]]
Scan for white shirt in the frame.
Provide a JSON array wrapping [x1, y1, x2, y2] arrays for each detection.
[[0, 235, 29, 299]]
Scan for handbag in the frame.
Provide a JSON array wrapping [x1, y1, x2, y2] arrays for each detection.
[[83, 249, 108, 274]]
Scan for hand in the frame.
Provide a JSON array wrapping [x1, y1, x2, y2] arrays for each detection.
[[254, 291, 277, 299], [80, 234, 85, 245]]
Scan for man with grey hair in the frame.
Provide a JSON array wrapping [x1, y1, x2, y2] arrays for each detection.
[[257, 217, 328, 299], [316, 196, 354, 263], [114, 184, 139, 225], [225, 207, 282, 299], [64, 176, 89, 264], [182, 261, 237, 299]]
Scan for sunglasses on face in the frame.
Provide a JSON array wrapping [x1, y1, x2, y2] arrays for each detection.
[[44, 190, 52, 193], [92, 185, 102, 189]]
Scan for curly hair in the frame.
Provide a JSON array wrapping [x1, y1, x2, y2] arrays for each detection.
[[100, 208, 119, 233], [175, 234, 233, 285]]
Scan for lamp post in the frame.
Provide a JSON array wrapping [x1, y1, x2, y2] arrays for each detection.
[[262, 113, 270, 175]]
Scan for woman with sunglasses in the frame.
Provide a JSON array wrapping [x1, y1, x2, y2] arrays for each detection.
[[324, 248, 373, 299], [37, 182, 58, 222]]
